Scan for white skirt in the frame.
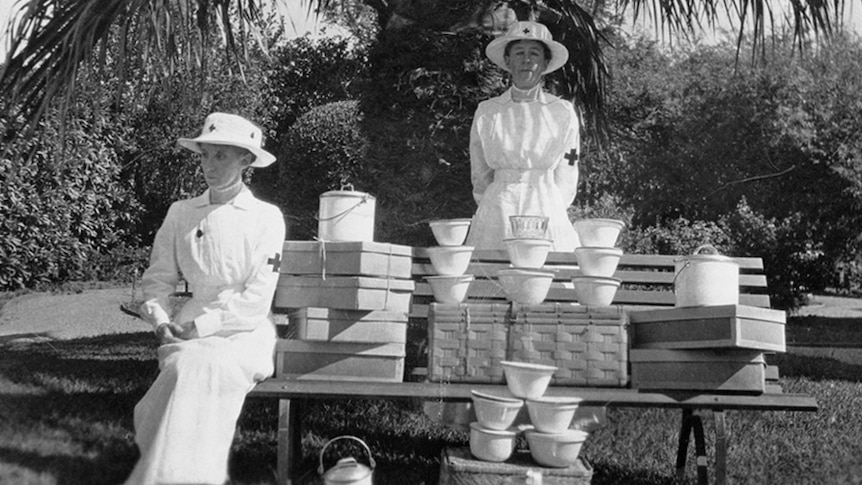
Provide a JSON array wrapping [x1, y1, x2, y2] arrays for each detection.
[[123, 325, 275, 485]]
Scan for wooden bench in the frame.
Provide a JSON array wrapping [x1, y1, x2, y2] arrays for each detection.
[[248, 248, 818, 485]]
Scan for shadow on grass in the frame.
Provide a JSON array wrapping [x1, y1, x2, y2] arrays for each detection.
[[1, 330, 857, 485], [786, 314, 862, 346], [767, 352, 862, 383]]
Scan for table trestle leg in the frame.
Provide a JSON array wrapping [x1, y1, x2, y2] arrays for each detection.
[[277, 398, 303, 485]]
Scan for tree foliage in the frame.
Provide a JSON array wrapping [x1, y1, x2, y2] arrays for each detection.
[[0, 108, 140, 289]]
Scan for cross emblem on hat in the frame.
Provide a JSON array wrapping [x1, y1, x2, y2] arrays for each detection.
[[209, 124, 216, 132], [523, 28, 531, 34], [564, 148, 579, 166]]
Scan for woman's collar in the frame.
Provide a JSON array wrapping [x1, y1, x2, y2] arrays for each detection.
[[502, 86, 553, 104]]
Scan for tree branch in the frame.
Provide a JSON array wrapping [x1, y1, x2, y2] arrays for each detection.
[[704, 164, 797, 199]]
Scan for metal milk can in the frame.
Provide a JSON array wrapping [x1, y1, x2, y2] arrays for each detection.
[[674, 244, 740, 307]]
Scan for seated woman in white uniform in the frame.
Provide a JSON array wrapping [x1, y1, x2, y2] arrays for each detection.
[[124, 113, 286, 485], [465, 20, 581, 250]]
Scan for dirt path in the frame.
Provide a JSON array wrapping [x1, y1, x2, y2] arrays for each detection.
[[0, 287, 151, 343], [1, 287, 860, 363]]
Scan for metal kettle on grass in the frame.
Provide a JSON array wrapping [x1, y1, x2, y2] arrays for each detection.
[[318, 435, 376, 485]]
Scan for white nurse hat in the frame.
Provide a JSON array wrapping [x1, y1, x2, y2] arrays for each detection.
[[177, 112, 276, 168], [485, 21, 569, 75]]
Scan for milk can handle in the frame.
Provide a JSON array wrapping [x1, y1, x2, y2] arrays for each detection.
[[317, 435, 376, 475], [692, 244, 720, 255], [316, 185, 372, 222], [672, 244, 721, 294]]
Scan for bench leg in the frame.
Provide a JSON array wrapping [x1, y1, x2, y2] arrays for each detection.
[[676, 409, 709, 485], [277, 398, 303, 485], [675, 410, 693, 481], [714, 410, 728, 485]]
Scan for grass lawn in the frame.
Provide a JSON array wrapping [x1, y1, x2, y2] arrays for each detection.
[[0, 313, 860, 484]]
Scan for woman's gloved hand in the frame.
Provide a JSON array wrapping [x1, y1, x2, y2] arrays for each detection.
[[156, 321, 199, 344]]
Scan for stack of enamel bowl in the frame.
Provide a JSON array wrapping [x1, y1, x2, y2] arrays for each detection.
[[572, 219, 625, 306], [499, 216, 555, 304], [468, 390, 524, 462], [466, 361, 590, 468], [426, 219, 474, 303]]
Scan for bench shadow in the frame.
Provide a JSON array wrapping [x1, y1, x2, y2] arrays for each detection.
[[0, 445, 137, 485], [785, 314, 862, 346], [766, 352, 862, 382]]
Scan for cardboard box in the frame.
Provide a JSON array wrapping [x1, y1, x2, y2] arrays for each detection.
[[428, 303, 628, 387], [275, 339, 405, 382], [282, 240, 413, 278], [438, 447, 593, 485], [275, 275, 414, 312], [288, 307, 408, 343], [629, 304, 786, 352], [630, 349, 766, 392]]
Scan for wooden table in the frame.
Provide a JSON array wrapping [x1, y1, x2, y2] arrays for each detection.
[[248, 379, 818, 485]]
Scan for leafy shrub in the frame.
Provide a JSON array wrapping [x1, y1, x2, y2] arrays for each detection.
[[272, 100, 369, 240], [266, 36, 368, 137], [624, 218, 733, 257], [0, 112, 141, 290], [722, 200, 832, 309]]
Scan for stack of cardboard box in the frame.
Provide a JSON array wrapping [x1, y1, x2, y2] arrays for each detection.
[[272, 240, 414, 382], [628, 304, 786, 392]]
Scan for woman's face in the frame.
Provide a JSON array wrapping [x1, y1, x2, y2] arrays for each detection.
[[197, 143, 251, 190], [505, 40, 549, 89]]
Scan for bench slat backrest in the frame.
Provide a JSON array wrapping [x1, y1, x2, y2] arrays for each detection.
[[409, 248, 770, 320]]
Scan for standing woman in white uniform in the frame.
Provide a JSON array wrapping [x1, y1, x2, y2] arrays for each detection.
[[466, 20, 581, 251], [124, 113, 286, 485]]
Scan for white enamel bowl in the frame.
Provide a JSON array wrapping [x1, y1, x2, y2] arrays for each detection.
[[575, 246, 623, 277], [510, 215, 549, 239], [471, 390, 524, 431], [429, 218, 471, 246], [571, 275, 621, 306], [573, 219, 625, 247], [426, 246, 474, 276], [525, 429, 589, 468], [501, 360, 558, 400], [469, 422, 518, 462], [526, 396, 583, 434], [504, 238, 553, 269], [497, 269, 555, 305], [426, 275, 474, 303]]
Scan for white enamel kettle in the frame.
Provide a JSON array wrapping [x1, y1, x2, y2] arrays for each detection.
[[318, 435, 376, 485]]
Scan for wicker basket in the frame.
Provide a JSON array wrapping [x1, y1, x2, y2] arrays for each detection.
[[427, 302, 628, 387], [438, 447, 593, 485]]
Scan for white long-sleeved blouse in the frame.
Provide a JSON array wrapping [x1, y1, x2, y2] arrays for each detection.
[[466, 88, 580, 251], [139, 187, 286, 337]]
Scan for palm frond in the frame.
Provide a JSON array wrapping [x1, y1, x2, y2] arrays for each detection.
[[0, 0, 271, 131], [618, 0, 843, 50], [540, 0, 611, 145]]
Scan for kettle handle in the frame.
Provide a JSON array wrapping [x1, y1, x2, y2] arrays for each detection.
[[317, 435, 376, 476]]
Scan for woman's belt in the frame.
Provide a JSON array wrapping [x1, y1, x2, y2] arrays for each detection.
[[189, 284, 245, 301], [494, 169, 550, 183]]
